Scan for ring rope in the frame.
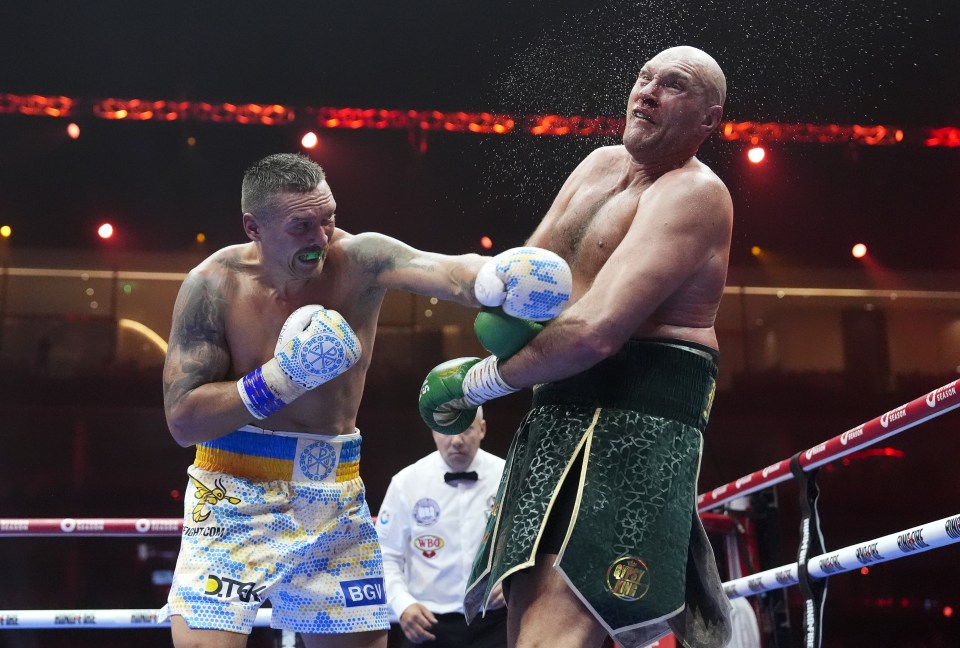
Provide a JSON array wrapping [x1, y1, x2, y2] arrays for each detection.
[[0, 518, 182, 536], [0, 513, 739, 537], [722, 511, 960, 599], [698, 379, 960, 512], [0, 608, 271, 630], [3, 511, 957, 630]]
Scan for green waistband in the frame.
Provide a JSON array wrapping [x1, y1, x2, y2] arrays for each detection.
[[531, 338, 718, 430]]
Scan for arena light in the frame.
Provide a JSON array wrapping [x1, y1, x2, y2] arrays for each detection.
[[747, 146, 766, 163], [97, 223, 114, 240], [301, 131, 319, 149], [66, 122, 80, 139], [751, 245, 762, 257], [0, 225, 11, 238], [480, 236, 493, 250], [852, 243, 868, 259]]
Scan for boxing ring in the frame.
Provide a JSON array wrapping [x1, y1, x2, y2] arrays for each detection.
[[2, 379, 959, 646]]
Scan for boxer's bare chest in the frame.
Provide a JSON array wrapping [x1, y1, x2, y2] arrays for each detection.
[[223, 268, 383, 376], [553, 183, 648, 281]]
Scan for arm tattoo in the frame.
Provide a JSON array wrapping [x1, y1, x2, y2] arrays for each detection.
[[163, 273, 232, 410]]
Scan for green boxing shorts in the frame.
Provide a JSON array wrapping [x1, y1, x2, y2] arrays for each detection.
[[465, 339, 731, 648]]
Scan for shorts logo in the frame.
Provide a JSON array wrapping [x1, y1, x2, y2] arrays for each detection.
[[413, 498, 441, 526], [183, 526, 226, 538], [340, 577, 386, 607], [605, 556, 650, 602], [189, 476, 241, 523], [378, 510, 391, 526], [204, 574, 265, 603], [413, 534, 445, 558], [299, 441, 337, 481]]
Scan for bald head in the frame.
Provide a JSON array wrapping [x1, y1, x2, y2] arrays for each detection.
[[649, 46, 726, 108]]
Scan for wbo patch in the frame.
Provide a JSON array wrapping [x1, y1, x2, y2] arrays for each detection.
[[413, 534, 445, 559], [605, 556, 651, 602], [413, 498, 440, 526]]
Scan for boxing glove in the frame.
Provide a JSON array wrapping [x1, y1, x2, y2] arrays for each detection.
[[474, 307, 543, 359], [419, 355, 517, 435], [474, 247, 572, 321], [237, 305, 362, 419]]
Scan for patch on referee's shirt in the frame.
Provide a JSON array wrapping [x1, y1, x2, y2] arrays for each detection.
[[340, 577, 387, 607], [413, 497, 441, 525], [413, 534, 445, 558]]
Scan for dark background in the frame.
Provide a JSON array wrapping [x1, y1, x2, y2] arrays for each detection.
[[1, 1, 959, 647], [0, 1, 958, 269]]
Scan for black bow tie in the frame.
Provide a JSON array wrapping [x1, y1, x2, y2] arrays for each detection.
[[444, 471, 478, 483]]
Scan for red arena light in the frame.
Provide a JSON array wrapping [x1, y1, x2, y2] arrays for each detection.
[[301, 131, 319, 149], [97, 223, 114, 239], [852, 243, 868, 258], [66, 122, 80, 139], [480, 236, 493, 249], [747, 146, 766, 163]]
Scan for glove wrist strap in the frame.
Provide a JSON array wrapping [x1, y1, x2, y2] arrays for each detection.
[[236, 359, 306, 420], [462, 355, 518, 406]]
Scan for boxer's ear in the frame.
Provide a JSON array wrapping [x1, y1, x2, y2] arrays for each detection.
[[243, 213, 261, 240]]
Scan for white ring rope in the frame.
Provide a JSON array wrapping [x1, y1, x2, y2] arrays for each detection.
[[0, 608, 271, 630], [723, 511, 960, 599], [2, 511, 957, 629]]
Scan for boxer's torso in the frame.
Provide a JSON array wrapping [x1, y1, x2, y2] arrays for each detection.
[[533, 145, 730, 349], [212, 230, 384, 435]]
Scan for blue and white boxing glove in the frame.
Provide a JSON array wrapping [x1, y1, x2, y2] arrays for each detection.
[[237, 305, 362, 420], [474, 247, 572, 321]]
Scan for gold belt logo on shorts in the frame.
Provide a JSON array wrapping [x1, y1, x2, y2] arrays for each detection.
[[605, 556, 651, 602]]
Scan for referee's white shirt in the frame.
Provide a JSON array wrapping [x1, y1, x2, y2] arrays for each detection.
[[375, 448, 505, 620]]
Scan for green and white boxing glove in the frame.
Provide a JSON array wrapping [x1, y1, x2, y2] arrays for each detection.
[[237, 305, 362, 420], [474, 307, 544, 359], [474, 247, 572, 321], [418, 355, 518, 435]]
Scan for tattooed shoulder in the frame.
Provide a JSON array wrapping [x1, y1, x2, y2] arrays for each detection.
[[171, 270, 232, 348]]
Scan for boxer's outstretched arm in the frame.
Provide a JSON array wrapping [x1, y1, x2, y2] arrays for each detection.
[[345, 232, 487, 306]]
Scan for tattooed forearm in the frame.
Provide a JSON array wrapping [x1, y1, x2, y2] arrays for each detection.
[[348, 232, 483, 304]]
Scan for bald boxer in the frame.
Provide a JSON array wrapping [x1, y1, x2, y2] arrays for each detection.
[[420, 46, 734, 648]]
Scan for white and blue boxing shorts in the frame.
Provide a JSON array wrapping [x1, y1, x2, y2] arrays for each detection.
[[159, 426, 389, 635]]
